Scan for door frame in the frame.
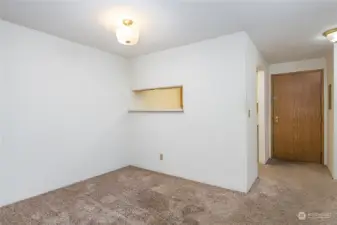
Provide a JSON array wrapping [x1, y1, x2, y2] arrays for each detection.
[[271, 69, 324, 164]]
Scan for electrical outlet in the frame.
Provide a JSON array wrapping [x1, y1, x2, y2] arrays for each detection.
[[160, 153, 163, 160]]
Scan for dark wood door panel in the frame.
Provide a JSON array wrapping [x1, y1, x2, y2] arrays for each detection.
[[272, 70, 323, 163]]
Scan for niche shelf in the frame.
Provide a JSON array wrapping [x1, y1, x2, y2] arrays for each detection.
[[128, 86, 184, 113]]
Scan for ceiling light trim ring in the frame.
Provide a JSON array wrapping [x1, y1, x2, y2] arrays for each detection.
[[323, 28, 337, 37], [123, 19, 134, 26]]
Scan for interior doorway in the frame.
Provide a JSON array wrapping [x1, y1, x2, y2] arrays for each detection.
[[257, 70, 268, 164], [272, 70, 324, 163]]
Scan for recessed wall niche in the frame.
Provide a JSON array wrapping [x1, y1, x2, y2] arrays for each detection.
[[129, 86, 184, 112]]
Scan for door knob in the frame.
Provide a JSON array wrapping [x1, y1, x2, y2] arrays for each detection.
[[275, 116, 279, 123]]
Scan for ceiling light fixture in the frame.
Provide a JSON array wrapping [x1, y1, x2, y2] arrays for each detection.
[[323, 28, 337, 43], [116, 19, 139, 46]]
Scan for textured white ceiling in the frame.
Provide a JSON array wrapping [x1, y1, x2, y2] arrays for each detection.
[[1, 0, 336, 63]]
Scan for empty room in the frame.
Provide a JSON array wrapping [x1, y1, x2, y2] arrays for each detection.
[[1, 0, 337, 224]]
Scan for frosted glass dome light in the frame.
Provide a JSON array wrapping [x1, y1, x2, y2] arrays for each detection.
[[323, 28, 337, 43], [116, 19, 139, 46]]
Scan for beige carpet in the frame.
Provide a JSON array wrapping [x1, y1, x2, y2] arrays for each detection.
[[1, 160, 337, 225]]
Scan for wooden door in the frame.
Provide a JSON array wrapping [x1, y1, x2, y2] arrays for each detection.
[[272, 70, 323, 163]]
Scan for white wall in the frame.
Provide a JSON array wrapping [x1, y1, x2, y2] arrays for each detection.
[[0, 20, 130, 206], [128, 32, 265, 193], [332, 44, 337, 179], [326, 48, 334, 178], [244, 38, 269, 189], [269, 58, 328, 165]]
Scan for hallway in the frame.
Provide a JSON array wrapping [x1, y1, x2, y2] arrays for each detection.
[[255, 160, 337, 224]]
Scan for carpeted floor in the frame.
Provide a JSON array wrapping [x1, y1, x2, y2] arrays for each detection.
[[1, 160, 337, 225]]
